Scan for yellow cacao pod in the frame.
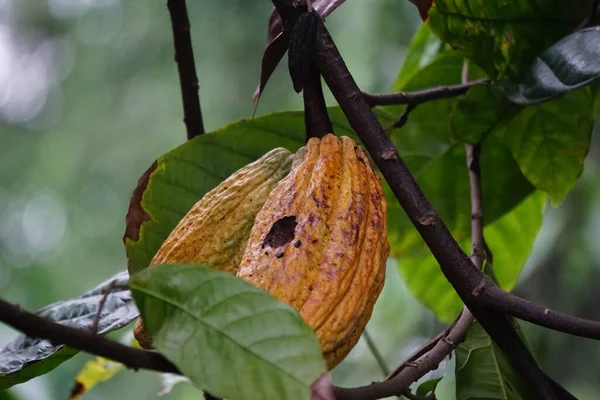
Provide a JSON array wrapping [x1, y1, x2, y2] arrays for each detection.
[[237, 134, 390, 369], [134, 147, 296, 348]]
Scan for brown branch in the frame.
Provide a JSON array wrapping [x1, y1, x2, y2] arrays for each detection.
[[477, 283, 600, 340], [303, 64, 332, 140], [0, 297, 178, 374], [270, 1, 556, 397], [394, 103, 417, 129], [334, 309, 474, 400], [168, 0, 204, 139], [363, 79, 488, 108]]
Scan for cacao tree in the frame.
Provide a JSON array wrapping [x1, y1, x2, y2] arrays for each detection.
[[2, 1, 600, 399]]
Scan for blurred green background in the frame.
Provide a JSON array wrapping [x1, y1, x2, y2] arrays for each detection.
[[1, 1, 599, 399]]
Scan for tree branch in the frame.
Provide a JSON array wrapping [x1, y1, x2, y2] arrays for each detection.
[[0, 298, 179, 374], [303, 64, 332, 140], [266, 2, 557, 397], [334, 309, 474, 400], [168, 0, 204, 139], [363, 79, 488, 108], [477, 283, 600, 340]]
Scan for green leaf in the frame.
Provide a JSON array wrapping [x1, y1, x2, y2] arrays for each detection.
[[393, 21, 446, 90], [496, 27, 600, 105], [417, 377, 443, 396], [129, 264, 327, 400], [497, 88, 593, 205], [455, 322, 532, 400], [399, 191, 544, 322], [593, 83, 600, 121], [450, 85, 520, 143], [428, 0, 590, 79], [0, 271, 138, 390]]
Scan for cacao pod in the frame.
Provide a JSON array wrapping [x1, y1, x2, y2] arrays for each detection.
[[134, 147, 296, 348], [237, 134, 389, 369]]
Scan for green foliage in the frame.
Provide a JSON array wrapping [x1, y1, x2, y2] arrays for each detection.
[[129, 264, 327, 400], [0, 272, 137, 389], [497, 27, 600, 105], [428, 0, 590, 79], [455, 322, 532, 399], [497, 88, 593, 205]]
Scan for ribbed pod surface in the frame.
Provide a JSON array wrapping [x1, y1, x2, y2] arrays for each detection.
[[237, 134, 389, 369]]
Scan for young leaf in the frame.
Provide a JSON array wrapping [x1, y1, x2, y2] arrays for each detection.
[[0, 271, 138, 389], [129, 264, 327, 400], [496, 88, 593, 205], [428, 0, 590, 79], [253, 0, 346, 107], [399, 192, 545, 322], [496, 27, 600, 105], [455, 322, 533, 399]]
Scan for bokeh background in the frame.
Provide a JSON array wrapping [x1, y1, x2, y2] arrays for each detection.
[[1, 1, 599, 399]]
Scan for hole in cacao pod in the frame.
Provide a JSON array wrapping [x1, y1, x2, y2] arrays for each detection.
[[263, 216, 297, 249]]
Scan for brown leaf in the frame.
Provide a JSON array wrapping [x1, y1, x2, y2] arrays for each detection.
[[408, 0, 433, 21], [311, 373, 336, 400], [253, 0, 347, 111], [123, 160, 157, 243]]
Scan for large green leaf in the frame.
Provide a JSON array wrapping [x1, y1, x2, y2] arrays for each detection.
[[449, 85, 520, 144], [428, 0, 590, 79], [0, 271, 138, 389], [399, 191, 545, 322], [129, 264, 327, 400], [455, 322, 533, 399], [496, 27, 600, 105], [497, 88, 593, 205]]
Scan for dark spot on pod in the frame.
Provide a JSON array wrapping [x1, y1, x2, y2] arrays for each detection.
[[265, 251, 269, 256], [294, 240, 302, 248], [276, 251, 285, 259]]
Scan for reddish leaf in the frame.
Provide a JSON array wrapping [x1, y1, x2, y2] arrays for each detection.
[[253, 0, 346, 111], [408, 0, 433, 21], [311, 373, 335, 400]]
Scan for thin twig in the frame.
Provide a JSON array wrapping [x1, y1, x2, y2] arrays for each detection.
[[333, 309, 474, 400], [476, 283, 600, 340], [394, 104, 416, 129], [167, 0, 204, 139], [303, 63, 333, 140], [363, 79, 488, 108], [363, 328, 389, 377], [90, 280, 117, 333]]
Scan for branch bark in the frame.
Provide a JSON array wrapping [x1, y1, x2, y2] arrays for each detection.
[[303, 64, 332, 140], [363, 79, 488, 107], [0, 298, 178, 374], [168, 0, 204, 139]]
